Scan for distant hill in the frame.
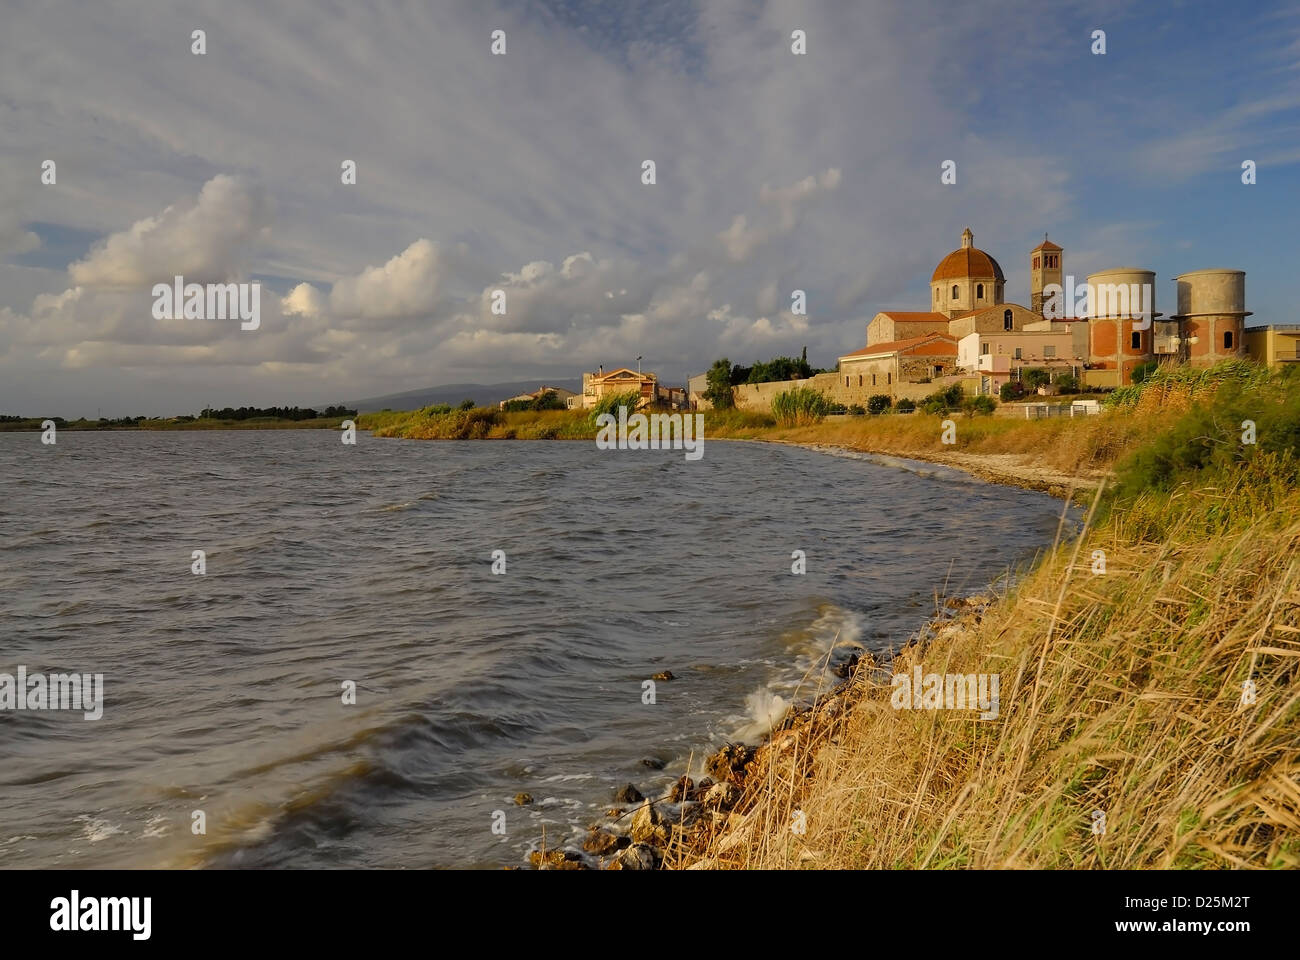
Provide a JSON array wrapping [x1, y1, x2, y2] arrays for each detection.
[[339, 379, 583, 413]]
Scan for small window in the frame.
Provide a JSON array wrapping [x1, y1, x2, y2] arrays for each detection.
[[1224, 330, 1234, 349], [951, 285, 959, 300], [1033, 256, 1040, 269], [887, 372, 892, 385], [1014, 347, 1022, 360], [934, 289, 939, 302], [1131, 331, 1142, 350], [872, 374, 877, 386], [980, 342, 989, 355], [845, 376, 849, 386], [858, 374, 863, 386], [977, 283, 984, 299], [1003, 309, 1013, 330], [1044, 345, 1056, 358]]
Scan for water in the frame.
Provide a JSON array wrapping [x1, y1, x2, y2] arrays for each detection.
[[0, 431, 1069, 868]]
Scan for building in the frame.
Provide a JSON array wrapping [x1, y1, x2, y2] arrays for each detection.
[[579, 367, 685, 410], [1244, 325, 1300, 369], [839, 333, 957, 391], [497, 384, 578, 410]]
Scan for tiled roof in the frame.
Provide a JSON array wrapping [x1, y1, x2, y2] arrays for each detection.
[[840, 333, 957, 360], [931, 247, 1005, 282]]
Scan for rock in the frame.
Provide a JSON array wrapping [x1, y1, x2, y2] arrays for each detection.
[[818, 696, 843, 722], [608, 843, 660, 870], [640, 757, 666, 770], [703, 781, 741, 809], [528, 848, 586, 870], [514, 792, 533, 806], [583, 828, 630, 855], [613, 783, 643, 804], [674, 801, 703, 825], [630, 799, 668, 845], [651, 671, 675, 681], [605, 807, 625, 818], [668, 776, 694, 802], [705, 742, 754, 782], [831, 653, 861, 679], [691, 777, 714, 800]]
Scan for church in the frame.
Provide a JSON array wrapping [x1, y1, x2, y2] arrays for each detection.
[[835, 228, 1250, 397]]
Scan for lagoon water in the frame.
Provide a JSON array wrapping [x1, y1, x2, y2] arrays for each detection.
[[0, 431, 1068, 868]]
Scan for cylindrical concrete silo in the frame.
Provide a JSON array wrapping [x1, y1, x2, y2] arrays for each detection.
[[1087, 268, 1157, 386], [1170, 270, 1250, 366]]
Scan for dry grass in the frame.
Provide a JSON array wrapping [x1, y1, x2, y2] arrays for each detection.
[[706, 408, 1147, 479], [679, 459, 1300, 869]]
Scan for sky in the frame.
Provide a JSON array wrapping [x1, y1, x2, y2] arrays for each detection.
[[1, 0, 1297, 417]]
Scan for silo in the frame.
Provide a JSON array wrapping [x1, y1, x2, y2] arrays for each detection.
[[1086, 268, 1158, 386], [1170, 270, 1250, 366]]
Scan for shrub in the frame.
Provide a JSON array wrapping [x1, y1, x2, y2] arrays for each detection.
[[1023, 368, 1051, 390], [896, 398, 916, 413], [848, 404, 866, 416], [591, 390, 642, 420], [771, 386, 831, 426], [962, 394, 996, 417], [1055, 373, 1079, 394], [827, 402, 848, 415], [920, 384, 965, 415], [867, 394, 892, 415], [459, 398, 476, 410], [1000, 381, 1025, 403]]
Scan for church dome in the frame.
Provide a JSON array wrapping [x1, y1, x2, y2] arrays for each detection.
[[931, 228, 1005, 282]]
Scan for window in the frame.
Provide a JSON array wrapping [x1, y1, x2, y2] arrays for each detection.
[[1033, 256, 1040, 269], [934, 289, 939, 303], [858, 374, 863, 386], [1044, 345, 1056, 357], [845, 376, 849, 386], [977, 283, 984, 299], [872, 374, 877, 386], [1131, 331, 1142, 350], [980, 342, 989, 355], [1014, 347, 1022, 360], [1003, 309, 1013, 331], [1224, 331, 1234, 350], [952, 285, 959, 300], [887, 372, 892, 385]]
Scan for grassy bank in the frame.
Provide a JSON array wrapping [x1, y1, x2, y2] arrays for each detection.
[[672, 368, 1300, 870]]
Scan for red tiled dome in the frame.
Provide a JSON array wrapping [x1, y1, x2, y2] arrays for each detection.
[[931, 246, 1005, 283]]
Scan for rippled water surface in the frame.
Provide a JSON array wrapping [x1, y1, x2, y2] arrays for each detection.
[[0, 430, 1068, 867]]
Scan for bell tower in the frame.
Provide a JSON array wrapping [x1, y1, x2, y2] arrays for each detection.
[[1031, 235, 1063, 315]]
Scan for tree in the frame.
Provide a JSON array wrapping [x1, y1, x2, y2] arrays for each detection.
[[1023, 368, 1051, 391], [704, 358, 736, 408], [459, 398, 476, 410], [999, 381, 1025, 403], [867, 394, 891, 415]]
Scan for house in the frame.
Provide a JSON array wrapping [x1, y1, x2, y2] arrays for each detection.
[[1244, 325, 1300, 369], [579, 367, 683, 409], [497, 385, 578, 410]]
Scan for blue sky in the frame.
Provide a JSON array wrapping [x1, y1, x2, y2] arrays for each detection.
[[0, 0, 1296, 416]]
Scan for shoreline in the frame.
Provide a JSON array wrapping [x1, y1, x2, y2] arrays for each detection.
[[714, 436, 1101, 500]]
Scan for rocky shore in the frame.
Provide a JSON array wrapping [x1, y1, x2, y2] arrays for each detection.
[[525, 592, 994, 870]]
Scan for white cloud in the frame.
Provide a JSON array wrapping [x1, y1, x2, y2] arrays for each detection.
[[328, 239, 441, 322], [68, 175, 270, 288]]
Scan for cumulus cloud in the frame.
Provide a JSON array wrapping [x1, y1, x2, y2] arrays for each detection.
[[328, 239, 441, 322], [68, 175, 270, 288]]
